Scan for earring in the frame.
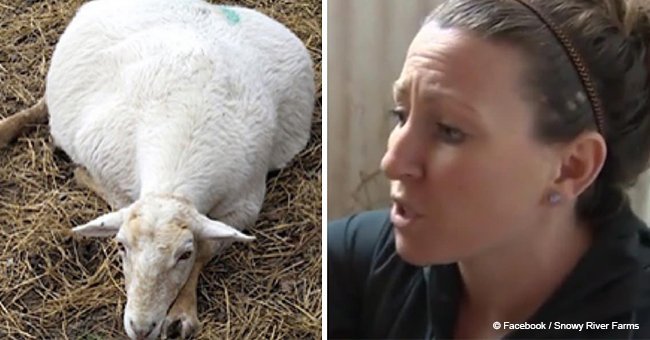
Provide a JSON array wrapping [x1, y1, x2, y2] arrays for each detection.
[[549, 192, 562, 205]]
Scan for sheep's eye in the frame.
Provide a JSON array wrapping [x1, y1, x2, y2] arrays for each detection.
[[178, 250, 193, 261]]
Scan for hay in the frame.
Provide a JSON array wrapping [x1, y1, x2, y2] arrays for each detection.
[[0, 0, 321, 339]]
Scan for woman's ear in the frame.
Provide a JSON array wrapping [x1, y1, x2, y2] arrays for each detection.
[[552, 130, 607, 200]]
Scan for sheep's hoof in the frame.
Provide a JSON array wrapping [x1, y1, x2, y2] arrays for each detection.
[[162, 312, 199, 339]]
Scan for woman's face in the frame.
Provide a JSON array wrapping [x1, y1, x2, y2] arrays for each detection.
[[381, 23, 561, 266]]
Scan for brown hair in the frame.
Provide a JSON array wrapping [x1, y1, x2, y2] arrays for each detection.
[[427, 0, 650, 222]]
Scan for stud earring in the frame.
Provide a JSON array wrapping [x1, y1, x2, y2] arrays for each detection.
[[549, 192, 562, 205]]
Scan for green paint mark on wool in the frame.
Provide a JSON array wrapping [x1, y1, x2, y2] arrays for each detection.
[[219, 6, 240, 25]]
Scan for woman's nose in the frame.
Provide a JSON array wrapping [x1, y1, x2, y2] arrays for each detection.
[[380, 124, 424, 180]]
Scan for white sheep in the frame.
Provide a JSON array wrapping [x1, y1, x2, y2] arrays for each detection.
[[0, 0, 314, 338]]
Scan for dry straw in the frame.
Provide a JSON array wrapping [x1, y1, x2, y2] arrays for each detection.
[[0, 0, 322, 339]]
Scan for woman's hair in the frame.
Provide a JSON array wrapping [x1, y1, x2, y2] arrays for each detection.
[[427, 0, 650, 222]]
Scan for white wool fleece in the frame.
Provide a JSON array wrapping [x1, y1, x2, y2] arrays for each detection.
[[45, 0, 314, 223]]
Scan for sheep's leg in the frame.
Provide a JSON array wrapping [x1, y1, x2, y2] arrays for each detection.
[[74, 167, 106, 198], [163, 240, 214, 339], [0, 98, 48, 148], [73, 167, 128, 210]]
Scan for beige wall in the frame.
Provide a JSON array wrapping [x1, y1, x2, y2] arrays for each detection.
[[328, 0, 444, 219]]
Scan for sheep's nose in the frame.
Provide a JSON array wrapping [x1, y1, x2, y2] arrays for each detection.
[[130, 319, 157, 339]]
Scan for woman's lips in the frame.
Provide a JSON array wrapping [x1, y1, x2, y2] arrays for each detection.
[[390, 198, 421, 229]]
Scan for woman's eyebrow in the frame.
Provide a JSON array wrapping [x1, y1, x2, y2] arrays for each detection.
[[426, 88, 479, 116], [393, 79, 478, 115], [393, 79, 408, 100]]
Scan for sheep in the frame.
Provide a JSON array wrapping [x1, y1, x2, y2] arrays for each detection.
[[0, 0, 314, 339]]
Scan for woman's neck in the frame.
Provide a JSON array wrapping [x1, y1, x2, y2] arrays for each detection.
[[453, 208, 593, 338]]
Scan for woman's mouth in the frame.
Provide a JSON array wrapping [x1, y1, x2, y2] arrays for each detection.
[[390, 198, 421, 229]]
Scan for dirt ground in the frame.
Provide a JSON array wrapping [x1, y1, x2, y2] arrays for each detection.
[[0, 0, 321, 339]]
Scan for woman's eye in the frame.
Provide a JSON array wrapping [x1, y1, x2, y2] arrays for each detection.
[[389, 108, 407, 127], [436, 123, 466, 144], [178, 250, 193, 261]]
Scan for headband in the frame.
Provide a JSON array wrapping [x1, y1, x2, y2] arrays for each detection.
[[515, 0, 606, 134]]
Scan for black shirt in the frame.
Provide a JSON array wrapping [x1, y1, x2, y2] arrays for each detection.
[[328, 205, 650, 339]]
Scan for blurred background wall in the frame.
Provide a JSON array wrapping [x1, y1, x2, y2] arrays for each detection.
[[328, 0, 444, 220]]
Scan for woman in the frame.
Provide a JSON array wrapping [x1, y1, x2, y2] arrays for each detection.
[[328, 0, 650, 338]]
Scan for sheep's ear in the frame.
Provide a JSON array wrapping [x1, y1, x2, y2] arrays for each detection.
[[72, 210, 125, 237], [194, 215, 255, 242]]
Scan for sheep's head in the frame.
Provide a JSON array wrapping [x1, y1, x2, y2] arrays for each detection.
[[71, 195, 253, 340]]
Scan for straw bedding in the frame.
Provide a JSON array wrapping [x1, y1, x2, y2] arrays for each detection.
[[0, 0, 321, 339]]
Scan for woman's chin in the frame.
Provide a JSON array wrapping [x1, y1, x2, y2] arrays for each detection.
[[394, 233, 456, 266]]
